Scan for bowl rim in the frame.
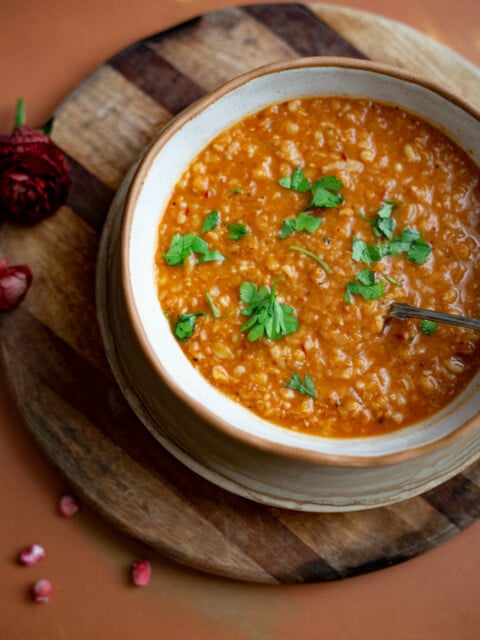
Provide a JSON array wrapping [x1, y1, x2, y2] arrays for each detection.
[[119, 55, 480, 467]]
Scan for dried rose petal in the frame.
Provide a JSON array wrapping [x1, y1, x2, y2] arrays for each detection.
[[131, 560, 151, 586], [59, 494, 80, 517], [19, 544, 46, 566], [0, 257, 32, 310], [32, 579, 53, 603], [0, 125, 70, 225]]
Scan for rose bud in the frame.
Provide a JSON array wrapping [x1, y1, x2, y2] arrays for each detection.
[[0, 99, 71, 225], [0, 257, 32, 310]]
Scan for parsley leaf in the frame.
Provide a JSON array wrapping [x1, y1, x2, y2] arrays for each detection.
[[278, 166, 311, 192], [388, 228, 431, 264], [345, 269, 386, 303], [308, 176, 344, 208], [280, 212, 323, 238], [201, 210, 220, 232], [163, 233, 225, 265], [205, 292, 220, 318], [279, 168, 344, 208], [227, 222, 250, 241], [406, 237, 432, 264], [352, 237, 382, 264], [163, 233, 196, 265], [383, 274, 403, 286], [240, 279, 299, 342], [419, 320, 439, 335], [290, 245, 331, 275], [174, 313, 204, 341], [284, 372, 317, 398]]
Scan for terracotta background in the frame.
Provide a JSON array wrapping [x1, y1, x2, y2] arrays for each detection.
[[0, 1, 479, 638]]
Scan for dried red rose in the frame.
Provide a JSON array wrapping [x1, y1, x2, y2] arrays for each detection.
[[0, 257, 33, 310], [0, 100, 70, 225]]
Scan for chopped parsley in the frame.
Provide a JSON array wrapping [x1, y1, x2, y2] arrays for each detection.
[[278, 166, 311, 192], [345, 269, 386, 303], [419, 320, 439, 335], [388, 228, 432, 264], [279, 167, 344, 208], [352, 237, 383, 264], [372, 199, 402, 239], [240, 279, 299, 342], [233, 187, 242, 194], [290, 245, 331, 275], [352, 228, 431, 265], [280, 212, 323, 238], [227, 222, 250, 241], [163, 233, 225, 265], [308, 175, 344, 208], [284, 371, 317, 398], [201, 210, 220, 232], [174, 313, 204, 341], [383, 274, 403, 286], [205, 292, 220, 318]]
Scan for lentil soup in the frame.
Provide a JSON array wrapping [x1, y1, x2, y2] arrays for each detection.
[[155, 97, 480, 438]]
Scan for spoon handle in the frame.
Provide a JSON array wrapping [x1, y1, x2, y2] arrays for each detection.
[[389, 302, 480, 331]]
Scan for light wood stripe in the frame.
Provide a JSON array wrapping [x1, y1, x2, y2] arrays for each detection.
[[52, 65, 171, 189], [148, 7, 297, 92], [311, 4, 480, 107]]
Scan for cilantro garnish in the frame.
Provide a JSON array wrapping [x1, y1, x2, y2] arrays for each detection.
[[280, 212, 323, 238], [201, 210, 220, 232], [419, 320, 439, 335], [174, 312, 204, 341], [308, 175, 344, 208], [352, 237, 382, 264], [345, 269, 386, 303], [278, 166, 311, 192], [163, 233, 225, 265], [239, 279, 299, 342], [388, 228, 431, 264], [227, 222, 250, 241], [383, 274, 403, 286], [352, 228, 431, 265], [205, 292, 220, 318], [373, 199, 402, 239], [284, 372, 317, 398], [289, 245, 331, 275], [279, 167, 344, 208]]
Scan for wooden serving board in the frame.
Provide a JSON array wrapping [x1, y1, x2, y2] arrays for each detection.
[[1, 4, 480, 584]]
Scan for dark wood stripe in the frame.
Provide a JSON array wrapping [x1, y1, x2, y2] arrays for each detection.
[[422, 474, 480, 528], [109, 42, 205, 115], [66, 155, 115, 233], [244, 3, 368, 59], [4, 309, 338, 583]]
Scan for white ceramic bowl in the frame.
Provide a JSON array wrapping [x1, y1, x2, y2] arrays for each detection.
[[96, 57, 480, 511]]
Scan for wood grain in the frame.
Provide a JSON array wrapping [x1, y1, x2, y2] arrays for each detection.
[[0, 4, 479, 583]]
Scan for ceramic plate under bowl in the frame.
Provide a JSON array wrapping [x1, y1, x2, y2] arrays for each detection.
[[97, 57, 480, 511]]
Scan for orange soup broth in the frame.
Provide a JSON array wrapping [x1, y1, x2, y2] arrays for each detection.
[[155, 97, 480, 438]]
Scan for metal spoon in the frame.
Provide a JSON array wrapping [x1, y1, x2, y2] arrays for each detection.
[[387, 302, 480, 331]]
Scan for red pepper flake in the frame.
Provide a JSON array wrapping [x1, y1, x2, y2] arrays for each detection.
[[131, 560, 151, 586], [204, 190, 211, 198], [0, 257, 32, 310]]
